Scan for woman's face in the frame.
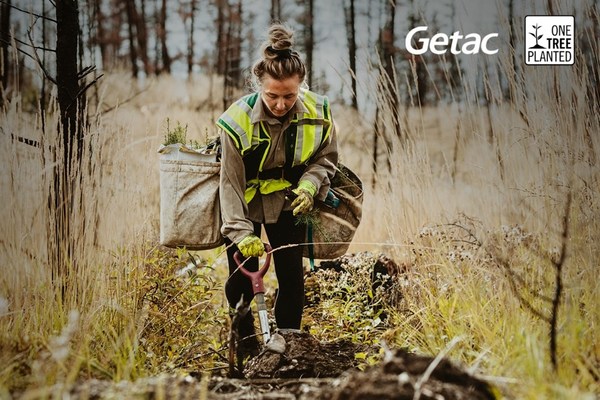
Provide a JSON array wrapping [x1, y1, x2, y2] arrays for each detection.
[[261, 74, 301, 118]]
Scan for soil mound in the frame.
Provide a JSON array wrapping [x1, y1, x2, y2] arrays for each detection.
[[329, 348, 497, 400], [244, 330, 366, 379]]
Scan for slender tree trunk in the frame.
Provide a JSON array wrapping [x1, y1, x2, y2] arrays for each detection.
[[137, 0, 150, 76], [305, 0, 314, 88], [507, 0, 517, 101], [408, 0, 427, 106], [187, 0, 196, 78], [0, 0, 11, 102], [107, 0, 124, 68], [372, 106, 380, 189], [41, 0, 47, 132], [344, 0, 357, 109], [270, 0, 281, 22], [92, 0, 107, 69], [124, 0, 139, 78], [222, 0, 242, 110], [54, 0, 84, 293], [381, 0, 401, 141], [153, 0, 160, 73], [216, 0, 226, 75], [159, 0, 170, 73]]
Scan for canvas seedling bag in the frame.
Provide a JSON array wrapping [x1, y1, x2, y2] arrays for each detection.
[[158, 142, 224, 250], [303, 164, 363, 260]]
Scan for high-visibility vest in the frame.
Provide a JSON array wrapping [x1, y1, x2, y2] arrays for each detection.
[[216, 88, 333, 202]]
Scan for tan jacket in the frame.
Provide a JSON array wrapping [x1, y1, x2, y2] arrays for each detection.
[[219, 94, 338, 244]]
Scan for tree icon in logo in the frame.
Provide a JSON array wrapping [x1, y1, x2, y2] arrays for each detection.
[[529, 23, 545, 49]]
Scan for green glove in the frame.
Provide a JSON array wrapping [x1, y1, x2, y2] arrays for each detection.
[[291, 180, 317, 216], [237, 234, 265, 258]]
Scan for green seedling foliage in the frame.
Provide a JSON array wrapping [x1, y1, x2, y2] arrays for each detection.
[[162, 118, 201, 148]]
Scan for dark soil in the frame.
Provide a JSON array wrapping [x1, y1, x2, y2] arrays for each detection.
[[243, 330, 365, 379], [70, 331, 497, 399]]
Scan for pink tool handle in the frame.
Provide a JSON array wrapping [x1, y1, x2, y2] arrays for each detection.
[[234, 243, 272, 295]]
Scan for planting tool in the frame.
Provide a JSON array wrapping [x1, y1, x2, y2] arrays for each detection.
[[234, 243, 273, 344]]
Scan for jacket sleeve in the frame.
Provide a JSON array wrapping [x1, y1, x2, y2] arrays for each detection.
[[299, 120, 339, 201], [219, 129, 255, 243]]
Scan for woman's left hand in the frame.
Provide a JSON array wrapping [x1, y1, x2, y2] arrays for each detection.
[[291, 188, 314, 215]]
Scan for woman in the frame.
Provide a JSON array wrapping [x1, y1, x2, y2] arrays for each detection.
[[216, 24, 338, 357]]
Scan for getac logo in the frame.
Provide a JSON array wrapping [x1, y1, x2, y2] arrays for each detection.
[[406, 26, 499, 55]]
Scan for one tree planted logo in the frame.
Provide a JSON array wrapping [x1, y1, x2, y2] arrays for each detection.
[[525, 16, 575, 65], [529, 23, 545, 49]]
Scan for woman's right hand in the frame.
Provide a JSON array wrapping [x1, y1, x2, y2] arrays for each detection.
[[237, 234, 265, 258]]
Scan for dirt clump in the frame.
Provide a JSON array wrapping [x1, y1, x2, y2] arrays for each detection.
[[244, 330, 365, 379], [328, 348, 497, 400]]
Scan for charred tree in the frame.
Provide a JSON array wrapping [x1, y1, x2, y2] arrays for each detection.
[[54, 0, 85, 293], [372, 0, 402, 188], [507, 0, 517, 100], [124, 0, 139, 78], [222, 0, 242, 110], [215, 0, 226, 74], [271, 0, 281, 22], [91, 0, 108, 68], [304, 0, 313, 88], [158, 0, 170, 73], [344, 0, 357, 109], [0, 0, 10, 102], [407, 0, 427, 106], [187, 0, 197, 77], [137, 0, 150, 75], [379, 0, 401, 139]]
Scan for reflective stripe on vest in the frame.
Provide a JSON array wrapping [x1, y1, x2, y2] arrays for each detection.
[[288, 90, 332, 166], [216, 93, 259, 154]]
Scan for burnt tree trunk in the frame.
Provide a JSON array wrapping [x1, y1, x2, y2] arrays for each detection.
[[92, 0, 108, 69], [380, 0, 402, 148], [344, 0, 357, 109], [222, 0, 242, 110], [54, 0, 84, 292], [137, 0, 151, 75], [408, 0, 427, 106], [305, 0, 314, 88], [0, 0, 10, 102], [215, 0, 226, 75], [159, 0, 170, 73], [187, 0, 197, 78], [124, 0, 139, 78], [507, 0, 517, 101], [270, 0, 281, 22]]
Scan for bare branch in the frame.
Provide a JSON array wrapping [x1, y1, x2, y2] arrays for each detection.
[[101, 87, 150, 114], [494, 255, 551, 322], [0, 0, 57, 23], [77, 65, 96, 80], [504, 267, 551, 322], [550, 190, 571, 371], [502, 261, 554, 303], [7, 33, 55, 52], [26, 21, 57, 84], [66, 73, 104, 113], [0, 37, 36, 61]]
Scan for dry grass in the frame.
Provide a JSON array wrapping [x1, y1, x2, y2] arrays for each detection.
[[1, 37, 599, 398]]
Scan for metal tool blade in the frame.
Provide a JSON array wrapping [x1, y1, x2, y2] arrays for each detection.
[[255, 293, 271, 343]]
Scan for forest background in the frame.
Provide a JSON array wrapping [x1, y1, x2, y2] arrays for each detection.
[[0, 0, 598, 398]]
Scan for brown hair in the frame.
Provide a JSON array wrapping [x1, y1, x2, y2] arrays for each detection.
[[252, 24, 306, 84]]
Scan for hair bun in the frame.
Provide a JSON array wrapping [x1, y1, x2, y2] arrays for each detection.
[[267, 24, 294, 52]]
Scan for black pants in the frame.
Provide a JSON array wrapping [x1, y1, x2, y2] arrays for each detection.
[[225, 211, 305, 330]]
